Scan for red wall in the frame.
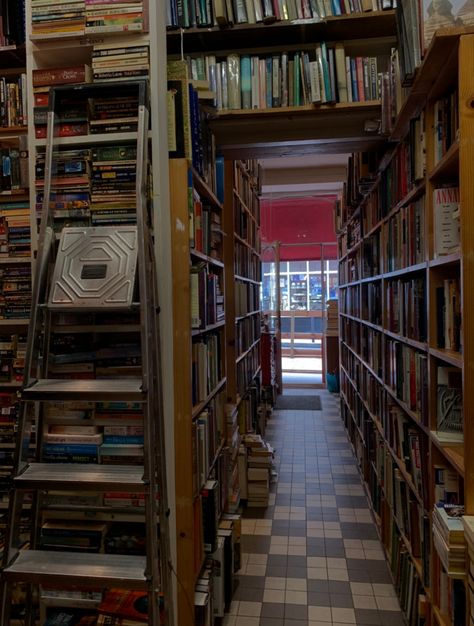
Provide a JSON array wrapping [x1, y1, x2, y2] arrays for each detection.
[[261, 196, 338, 260]]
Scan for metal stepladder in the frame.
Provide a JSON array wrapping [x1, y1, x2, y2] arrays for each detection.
[[1, 80, 174, 626]]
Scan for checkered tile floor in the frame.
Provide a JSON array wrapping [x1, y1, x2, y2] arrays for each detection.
[[224, 390, 405, 626]]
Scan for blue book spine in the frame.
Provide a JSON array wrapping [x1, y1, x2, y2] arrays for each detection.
[[215, 156, 225, 204], [240, 55, 252, 110], [331, 0, 341, 15], [350, 58, 358, 102], [43, 444, 99, 455], [103, 436, 144, 445]]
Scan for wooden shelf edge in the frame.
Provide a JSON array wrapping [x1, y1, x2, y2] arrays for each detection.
[[428, 140, 460, 180], [192, 168, 223, 210], [429, 347, 463, 367], [192, 320, 226, 336], [190, 248, 225, 268], [216, 100, 382, 119], [192, 377, 227, 419]]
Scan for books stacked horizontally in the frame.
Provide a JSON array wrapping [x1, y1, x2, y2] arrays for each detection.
[[36, 148, 92, 231], [85, 0, 146, 34], [0, 265, 31, 320], [0, 75, 27, 128], [187, 46, 386, 110], [0, 334, 25, 384], [0, 199, 31, 258], [90, 144, 137, 225], [30, 0, 86, 38], [92, 40, 150, 82], [242, 433, 274, 507], [32, 65, 92, 140], [0, 392, 19, 483], [326, 298, 339, 332], [462, 516, 474, 626], [90, 93, 139, 134], [433, 503, 466, 578]]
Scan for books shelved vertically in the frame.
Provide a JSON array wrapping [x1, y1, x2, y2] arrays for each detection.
[[338, 30, 474, 626]]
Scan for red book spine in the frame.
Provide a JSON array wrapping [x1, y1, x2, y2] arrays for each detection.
[[32, 66, 89, 87], [355, 57, 365, 102]]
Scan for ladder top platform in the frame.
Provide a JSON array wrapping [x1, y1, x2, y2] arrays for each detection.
[[3, 550, 147, 588], [22, 379, 145, 402], [15, 463, 146, 491]]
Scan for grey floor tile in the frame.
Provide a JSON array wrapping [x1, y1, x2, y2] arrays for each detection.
[[379, 612, 406, 626], [261, 603, 285, 618], [307, 579, 330, 593], [354, 608, 384, 624], [329, 593, 354, 608], [266, 565, 287, 577], [307, 591, 330, 606], [267, 554, 288, 567], [283, 620, 308, 626], [328, 581, 352, 594], [287, 555, 306, 567], [233, 585, 264, 602], [260, 618, 284, 626], [286, 566, 307, 578], [239, 575, 267, 589], [284, 604, 308, 620]]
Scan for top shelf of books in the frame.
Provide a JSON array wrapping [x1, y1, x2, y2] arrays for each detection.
[[166, 9, 397, 54], [29, 0, 149, 41]]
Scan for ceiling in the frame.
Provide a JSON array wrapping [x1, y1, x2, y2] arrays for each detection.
[[260, 153, 350, 199]]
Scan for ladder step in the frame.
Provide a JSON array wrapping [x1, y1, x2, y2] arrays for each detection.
[[3, 550, 147, 588], [22, 379, 145, 402], [15, 463, 146, 491]]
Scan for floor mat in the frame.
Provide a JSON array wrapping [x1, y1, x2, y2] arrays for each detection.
[[275, 395, 322, 410]]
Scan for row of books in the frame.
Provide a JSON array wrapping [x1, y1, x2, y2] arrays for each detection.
[[30, 0, 147, 38], [361, 281, 381, 325], [235, 242, 261, 281], [0, 0, 25, 47], [193, 392, 224, 495], [0, 147, 28, 193], [168, 61, 218, 193], [235, 314, 261, 357], [35, 143, 139, 230], [0, 74, 27, 128], [396, 0, 474, 83], [192, 333, 222, 406], [234, 162, 260, 221], [384, 340, 428, 423], [385, 197, 425, 272], [436, 277, 461, 353], [191, 263, 225, 329], [188, 48, 384, 111], [385, 276, 426, 342], [189, 187, 223, 260], [235, 281, 260, 317], [0, 264, 31, 319], [360, 324, 382, 377], [92, 39, 150, 83], [236, 341, 260, 398], [167, 0, 396, 29], [0, 202, 30, 259], [0, 334, 25, 384]]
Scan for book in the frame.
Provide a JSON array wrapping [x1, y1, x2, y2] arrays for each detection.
[[433, 187, 460, 256]]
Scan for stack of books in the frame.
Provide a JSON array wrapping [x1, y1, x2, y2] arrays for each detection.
[[92, 40, 150, 82], [32, 65, 92, 139], [0, 392, 19, 486], [36, 148, 92, 231], [30, 0, 86, 38], [0, 265, 31, 320], [432, 503, 466, 578], [0, 75, 27, 128], [462, 516, 474, 626], [89, 94, 139, 134], [90, 145, 137, 225], [85, 0, 146, 34], [326, 298, 339, 332], [242, 433, 273, 507]]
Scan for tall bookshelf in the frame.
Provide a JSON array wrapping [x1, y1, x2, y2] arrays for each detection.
[[223, 159, 262, 434], [338, 30, 474, 626], [169, 155, 229, 626], [0, 3, 31, 590]]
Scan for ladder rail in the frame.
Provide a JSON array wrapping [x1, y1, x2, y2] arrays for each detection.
[[1, 80, 174, 626]]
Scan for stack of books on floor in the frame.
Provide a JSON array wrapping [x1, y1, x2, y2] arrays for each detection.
[[85, 0, 146, 34], [463, 516, 474, 626], [92, 40, 150, 82], [30, 0, 86, 38], [433, 503, 466, 577], [242, 433, 274, 507], [326, 298, 339, 332], [0, 266, 31, 320]]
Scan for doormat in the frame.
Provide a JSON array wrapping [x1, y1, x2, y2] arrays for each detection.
[[275, 395, 322, 410]]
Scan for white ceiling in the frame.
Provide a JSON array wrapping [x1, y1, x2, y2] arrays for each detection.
[[260, 153, 350, 199]]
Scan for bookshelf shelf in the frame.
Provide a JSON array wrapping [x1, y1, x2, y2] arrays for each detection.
[[191, 376, 227, 421], [189, 249, 225, 268], [384, 329, 428, 353], [432, 606, 451, 626], [191, 320, 226, 336], [236, 338, 260, 364], [167, 11, 396, 54], [0, 257, 30, 265], [429, 347, 463, 368], [33, 131, 148, 148], [0, 126, 27, 136], [235, 310, 261, 322], [234, 274, 260, 285], [192, 168, 223, 210], [428, 253, 461, 268], [428, 140, 459, 181], [0, 319, 29, 326], [382, 262, 427, 280], [234, 233, 260, 256], [50, 324, 141, 334], [430, 433, 464, 477]]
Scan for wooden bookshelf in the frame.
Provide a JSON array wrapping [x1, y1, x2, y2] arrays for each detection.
[[170, 157, 230, 626], [166, 10, 397, 54], [338, 30, 474, 626]]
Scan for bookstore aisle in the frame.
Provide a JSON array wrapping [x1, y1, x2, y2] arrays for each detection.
[[224, 390, 404, 626]]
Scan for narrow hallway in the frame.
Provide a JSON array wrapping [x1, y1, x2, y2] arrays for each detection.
[[224, 390, 406, 626]]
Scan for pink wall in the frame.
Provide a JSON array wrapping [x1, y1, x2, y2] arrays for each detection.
[[261, 196, 338, 260]]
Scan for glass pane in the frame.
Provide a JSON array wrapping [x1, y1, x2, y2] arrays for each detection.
[[308, 261, 321, 271], [289, 275, 307, 310], [328, 274, 338, 299], [309, 275, 323, 310], [289, 261, 306, 273], [280, 261, 288, 272], [280, 276, 289, 310], [328, 260, 338, 272]]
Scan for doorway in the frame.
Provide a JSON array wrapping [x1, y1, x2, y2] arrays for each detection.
[[261, 243, 338, 391]]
